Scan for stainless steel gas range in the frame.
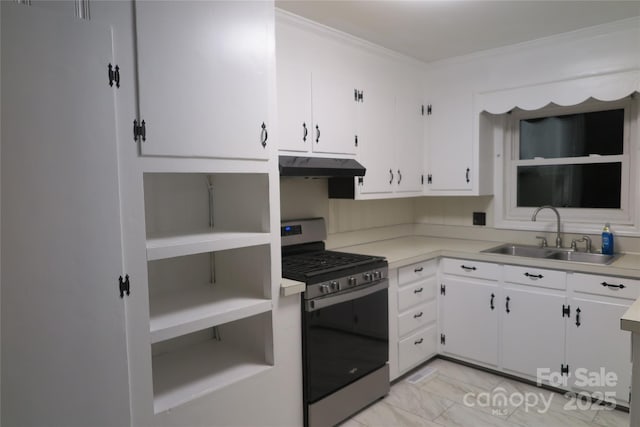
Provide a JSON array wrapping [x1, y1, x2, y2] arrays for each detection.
[[281, 218, 390, 427]]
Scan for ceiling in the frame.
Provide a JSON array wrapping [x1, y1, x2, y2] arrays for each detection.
[[276, 1, 640, 63]]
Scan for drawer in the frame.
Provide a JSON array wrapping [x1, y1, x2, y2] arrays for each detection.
[[398, 277, 437, 312], [398, 301, 436, 337], [399, 325, 437, 373], [398, 259, 437, 285], [504, 265, 566, 290], [569, 273, 640, 300], [441, 258, 500, 281]]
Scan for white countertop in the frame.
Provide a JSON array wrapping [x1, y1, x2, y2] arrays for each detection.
[[336, 235, 640, 332]]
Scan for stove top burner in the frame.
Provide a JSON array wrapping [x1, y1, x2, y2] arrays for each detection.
[[283, 250, 379, 277]]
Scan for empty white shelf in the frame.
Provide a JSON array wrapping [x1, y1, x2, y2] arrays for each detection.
[[149, 286, 272, 343], [152, 339, 272, 414], [146, 230, 270, 260]]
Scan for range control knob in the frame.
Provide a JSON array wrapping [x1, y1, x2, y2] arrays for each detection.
[[330, 281, 340, 291], [320, 284, 330, 294], [373, 271, 382, 280], [348, 277, 357, 287], [363, 273, 372, 281]]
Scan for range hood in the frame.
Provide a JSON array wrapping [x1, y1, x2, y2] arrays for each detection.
[[279, 156, 366, 178]]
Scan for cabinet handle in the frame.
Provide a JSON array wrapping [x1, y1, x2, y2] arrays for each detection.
[[601, 281, 626, 290], [414, 267, 424, 273], [413, 312, 423, 319], [524, 272, 544, 279], [414, 338, 424, 345], [413, 287, 423, 294], [465, 167, 470, 183], [490, 293, 495, 310], [260, 122, 268, 148], [389, 169, 394, 185], [315, 125, 320, 143], [460, 265, 476, 271], [506, 296, 511, 313], [576, 307, 581, 327], [302, 123, 308, 142], [397, 169, 402, 184]]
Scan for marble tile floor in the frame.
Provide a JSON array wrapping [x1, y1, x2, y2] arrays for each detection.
[[340, 358, 630, 427]]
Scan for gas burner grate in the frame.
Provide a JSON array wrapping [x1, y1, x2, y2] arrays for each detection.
[[282, 250, 380, 278]]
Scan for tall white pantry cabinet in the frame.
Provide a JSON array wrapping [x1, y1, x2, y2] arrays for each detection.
[[1, 2, 303, 426]]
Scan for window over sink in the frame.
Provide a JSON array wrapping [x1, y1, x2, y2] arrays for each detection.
[[495, 96, 640, 235]]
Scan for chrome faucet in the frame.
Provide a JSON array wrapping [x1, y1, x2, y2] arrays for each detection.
[[571, 236, 592, 253], [531, 205, 562, 248]]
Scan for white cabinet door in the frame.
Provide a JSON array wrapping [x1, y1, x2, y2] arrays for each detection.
[[567, 297, 632, 403], [395, 76, 424, 194], [1, 4, 130, 425], [426, 83, 473, 191], [311, 66, 358, 155], [501, 287, 566, 380], [440, 277, 499, 366], [356, 72, 396, 195], [277, 57, 312, 153], [135, 1, 272, 159]]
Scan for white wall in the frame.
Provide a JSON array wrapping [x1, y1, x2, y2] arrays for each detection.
[[280, 178, 415, 235]]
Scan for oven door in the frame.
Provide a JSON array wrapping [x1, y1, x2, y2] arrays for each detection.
[[303, 280, 389, 404]]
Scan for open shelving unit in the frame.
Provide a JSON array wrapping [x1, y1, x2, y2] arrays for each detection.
[[143, 171, 274, 413]]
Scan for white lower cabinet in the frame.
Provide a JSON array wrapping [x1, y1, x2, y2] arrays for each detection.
[[501, 266, 567, 381], [437, 258, 634, 406], [440, 275, 500, 367], [566, 273, 640, 404], [394, 260, 438, 378]]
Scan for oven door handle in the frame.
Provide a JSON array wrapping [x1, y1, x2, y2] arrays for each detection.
[[305, 279, 389, 312]]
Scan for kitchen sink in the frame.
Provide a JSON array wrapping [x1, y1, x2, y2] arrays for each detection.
[[482, 243, 620, 265], [484, 244, 555, 258], [546, 250, 620, 265]]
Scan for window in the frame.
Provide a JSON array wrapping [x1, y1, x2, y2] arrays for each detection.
[[496, 97, 639, 234]]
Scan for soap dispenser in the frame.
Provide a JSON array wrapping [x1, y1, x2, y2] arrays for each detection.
[[602, 223, 614, 255]]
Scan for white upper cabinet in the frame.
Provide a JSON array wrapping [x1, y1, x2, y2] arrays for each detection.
[[394, 70, 425, 194], [276, 17, 358, 156], [311, 66, 359, 155], [426, 85, 473, 191], [357, 65, 425, 197], [135, 1, 273, 159], [356, 56, 396, 195]]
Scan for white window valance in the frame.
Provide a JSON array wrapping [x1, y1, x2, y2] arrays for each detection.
[[475, 69, 640, 114]]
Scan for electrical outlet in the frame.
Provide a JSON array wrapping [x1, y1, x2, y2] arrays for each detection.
[[473, 212, 486, 226]]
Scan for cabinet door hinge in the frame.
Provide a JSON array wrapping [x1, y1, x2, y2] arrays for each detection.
[[440, 334, 446, 345], [133, 119, 146, 142], [562, 304, 571, 318], [427, 104, 432, 115], [119, 274, 130, 298], [108, 63, 120, 88], [440, 284, 446, 295], [427, 174, 433, 184], [561, 364, 569, 376]]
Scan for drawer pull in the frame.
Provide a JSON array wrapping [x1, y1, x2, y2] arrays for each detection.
[[506, 296, 511, 313], [413, 287, 424, 294], [414, 338, 424, 345], [413, 312, 423, 319], [524, 272, 544, 279], [490, 293, 495, 310], [601, 281, 626, 290], [576, 307, 581, 327], [460, 265, 477, 271], [414, 267, 424, 273]]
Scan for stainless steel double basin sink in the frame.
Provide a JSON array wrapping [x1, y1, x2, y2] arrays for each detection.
[[481, 243, 621, 265]]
